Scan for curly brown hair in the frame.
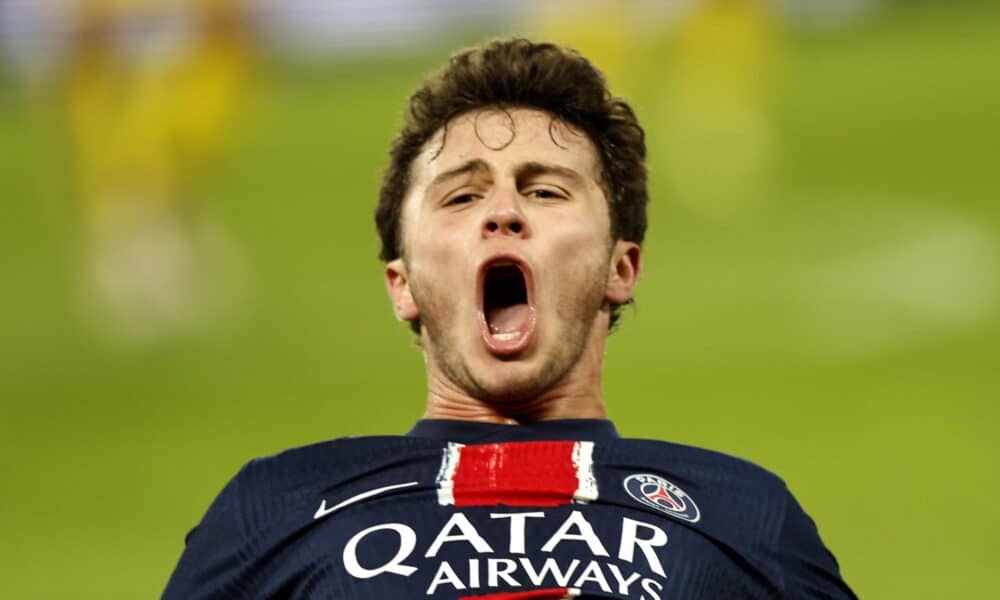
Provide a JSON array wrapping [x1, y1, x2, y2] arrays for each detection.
[[376, 38, 648, 330]]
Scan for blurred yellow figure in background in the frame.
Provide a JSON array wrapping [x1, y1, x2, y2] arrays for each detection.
[[657, 0, 776, 219], [68, 0, 249, 342], [523, 0, 633, 95], [529, 0, 776, 219]]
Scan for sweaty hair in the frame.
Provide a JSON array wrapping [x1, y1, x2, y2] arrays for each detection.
[[376, 37, 648, 330]]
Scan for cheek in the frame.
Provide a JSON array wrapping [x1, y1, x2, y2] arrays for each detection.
[[542, 224, 611, 299], [409, 218, 465, 270], [547, 215, 610, 262], [406, 227, 470, 305]]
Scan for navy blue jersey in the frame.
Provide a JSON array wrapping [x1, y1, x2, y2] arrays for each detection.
[[164, 420, 854, 599]]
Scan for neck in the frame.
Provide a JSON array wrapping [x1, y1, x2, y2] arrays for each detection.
[[422, 315, 611, 425], [422, 386, 609, 424]]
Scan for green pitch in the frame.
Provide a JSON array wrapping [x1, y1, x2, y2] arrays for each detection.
[[0, 3, 997, 597]]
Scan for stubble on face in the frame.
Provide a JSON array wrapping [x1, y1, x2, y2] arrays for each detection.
[[408, 248, 611, 405]]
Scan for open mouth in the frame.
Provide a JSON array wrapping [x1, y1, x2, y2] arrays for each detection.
[[478, 257, 536, 356]]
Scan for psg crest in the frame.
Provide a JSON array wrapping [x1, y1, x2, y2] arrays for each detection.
[[624, 474, 701, 523]]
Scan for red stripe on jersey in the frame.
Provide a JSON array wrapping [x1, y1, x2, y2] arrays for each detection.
[[459, 588, 575, 600], [451, 441, 580, 507]]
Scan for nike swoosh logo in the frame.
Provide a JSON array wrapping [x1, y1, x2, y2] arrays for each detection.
[[313, 481, 419, 520]]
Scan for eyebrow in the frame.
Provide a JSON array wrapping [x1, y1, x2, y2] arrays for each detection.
[[514, 161, 586, 187], [428, 159, 586, 188], [429, 158, 490, 187]]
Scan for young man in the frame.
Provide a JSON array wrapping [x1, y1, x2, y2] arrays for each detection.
[[164, 39, 855, 599]]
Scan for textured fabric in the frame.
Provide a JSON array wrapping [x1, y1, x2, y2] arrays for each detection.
[[163, 419, 855, 599]]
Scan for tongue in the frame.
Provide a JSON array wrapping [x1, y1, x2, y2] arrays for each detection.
[[486, 303, 531, 334]]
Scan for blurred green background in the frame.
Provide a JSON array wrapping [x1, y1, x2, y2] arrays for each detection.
[[1, 1, 998, 597]]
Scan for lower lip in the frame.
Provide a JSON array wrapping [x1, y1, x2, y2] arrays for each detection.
[[478, 307, 536, 358]]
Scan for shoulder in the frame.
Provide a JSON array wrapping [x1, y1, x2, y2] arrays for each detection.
[[163, 435, 445, 598], [606, 438, 855, 597], [607, 436, 789, 498], [233, 435, 442, 497], [187, 435, 446, 545], [604, 437, 793, 555], [605, 438, 855, 597]]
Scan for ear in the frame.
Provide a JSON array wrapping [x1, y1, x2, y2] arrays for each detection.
[[385, 258, 420, 321], [605, 241, 641, 305]]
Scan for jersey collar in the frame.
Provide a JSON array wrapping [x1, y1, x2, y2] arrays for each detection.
[[406, 418, 620, 443]]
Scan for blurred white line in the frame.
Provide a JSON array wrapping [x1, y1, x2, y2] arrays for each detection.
[[805, 210, 998, 358]]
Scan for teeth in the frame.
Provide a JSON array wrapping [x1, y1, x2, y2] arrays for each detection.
[[491, 331, 520, 342]]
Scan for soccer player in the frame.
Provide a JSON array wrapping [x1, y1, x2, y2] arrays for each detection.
[[164, 38, 855, 599], [67, 0, 250, 341]]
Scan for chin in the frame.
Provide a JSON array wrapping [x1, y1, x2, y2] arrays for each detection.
[[466, 357, 555, 404]]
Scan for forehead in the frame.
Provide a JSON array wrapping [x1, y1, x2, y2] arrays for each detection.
[[410, 108, 603, 188]]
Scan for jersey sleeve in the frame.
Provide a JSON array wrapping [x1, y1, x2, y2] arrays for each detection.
[[161, 462, 252, 600], [778, 489, 857, 599]]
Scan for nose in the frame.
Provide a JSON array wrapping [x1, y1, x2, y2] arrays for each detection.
[[482, 191, 529, 239]]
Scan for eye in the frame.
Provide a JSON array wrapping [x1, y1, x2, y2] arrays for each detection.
[[525, 187, 567, 201], [445, 192, 478, 206]]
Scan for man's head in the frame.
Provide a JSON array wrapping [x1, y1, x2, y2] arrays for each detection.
[[377, 38, 648, 409]]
